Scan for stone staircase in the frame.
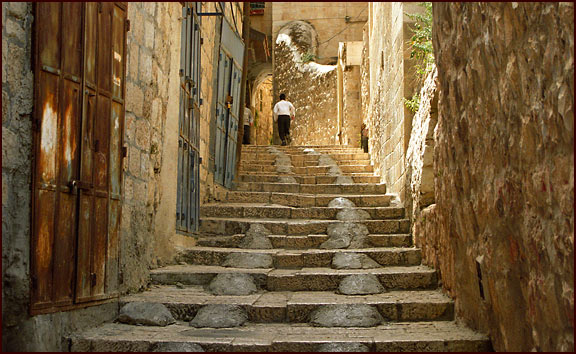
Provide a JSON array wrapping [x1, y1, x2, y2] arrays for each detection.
[[69, 145, 491, 352]]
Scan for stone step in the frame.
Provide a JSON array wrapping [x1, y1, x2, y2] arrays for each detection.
[[239, 174, 382, 184], [223, 191, 393, 207], [233, 182, 387, 194], [70, 321, 491, 352], [241, 152, 370, 161], [196, 233, 413, 249], [238, 171, 376, 178], [176, 246, 422, 268], [150, 265, 437, 291], [199, 217, 410, 236], [201, 203, 401, 219], [239, 164, 374, 174], [119, 286, 454, 323]]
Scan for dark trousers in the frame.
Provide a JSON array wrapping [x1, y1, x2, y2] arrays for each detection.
[[278, 115, 291, 142], [242, 125, 250, 144]]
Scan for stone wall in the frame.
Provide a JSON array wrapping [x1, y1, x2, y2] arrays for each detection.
[[121, 1, 183, 293], [405, 67, 437, 232], [415, 3, 574, 351], [273, 21, 338, 146]]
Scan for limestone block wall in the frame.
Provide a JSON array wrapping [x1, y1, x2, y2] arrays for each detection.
[[122, 1, 185, 292], [273, 21, 338, 146], [365, 3, 406, 197], [272, 2, 367, 61], [415, 3, 574, 351], [342, 65, 362, 147]]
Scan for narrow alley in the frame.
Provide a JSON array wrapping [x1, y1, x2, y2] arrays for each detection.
[[2, 2, 574, 352]]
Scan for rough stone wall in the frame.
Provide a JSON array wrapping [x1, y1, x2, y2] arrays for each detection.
[[416, 3, 574, 351], [273, 21, 338, 146], [366, 3, 406, 196], [405, 67, 437, 231]]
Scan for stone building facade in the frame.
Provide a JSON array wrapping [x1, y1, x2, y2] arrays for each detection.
[[2, 2, 246, 351]]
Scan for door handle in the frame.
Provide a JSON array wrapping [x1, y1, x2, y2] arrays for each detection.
[[69, 180, 93, 192]]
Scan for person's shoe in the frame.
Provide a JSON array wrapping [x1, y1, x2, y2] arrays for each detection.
[[281, 140, 287, 146], [286, 135, 292, 144]]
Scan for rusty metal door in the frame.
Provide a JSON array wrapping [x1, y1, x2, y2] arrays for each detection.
[[31, 2, 128, 314]]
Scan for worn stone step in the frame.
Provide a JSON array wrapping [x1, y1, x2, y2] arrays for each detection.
[[150, 265, 437, 291], [177, 246, 422, 268], [238, 171, 376, 178], [201, 203, 401, 219], [234, 182, 387, 194], [119, 286, 454, 323], [196, 233, 413, 249], [239, 165, 329, 173], [199, 217, 410, 235], [224, 191, 393, 207], [70, 321, 490, 352], [239, 174, 382, 184]]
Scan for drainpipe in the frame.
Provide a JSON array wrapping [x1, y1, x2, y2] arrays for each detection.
[[234, 2, 251, 181]]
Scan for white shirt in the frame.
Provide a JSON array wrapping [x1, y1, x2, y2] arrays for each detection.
[[243, 107, 254, 126], [273, 100, 295, 121]]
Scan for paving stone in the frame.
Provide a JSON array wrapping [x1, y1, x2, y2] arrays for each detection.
[[278, 176, 297, 183], [335, 175, 355, 184], [151, 342, 205, 352], [336, 208, 371, 221], [208, 273, 258, 296], [339, 274, 386, 295], [239, 224, 273, 249], [310, 304, 383, 327], [117, 302, 175, 326], [223, 252, 273, 269], [317, 342, 370, 351], [320, 222, 369, 249], [189, 304, 248, 328], [328, 197, 356, 208], [332, 253, 380, 269]]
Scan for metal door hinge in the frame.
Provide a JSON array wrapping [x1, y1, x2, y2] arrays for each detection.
[[125, 20, 130, 32], [121, 146, 128, 158], [200, 37, 204, 45], [199, 157, 202, 164]]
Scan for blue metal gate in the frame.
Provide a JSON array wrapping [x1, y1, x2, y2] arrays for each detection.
[[214, 18, 244, 188], [176, 3, 201, 234]]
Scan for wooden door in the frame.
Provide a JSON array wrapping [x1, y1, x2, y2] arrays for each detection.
[[31, 2, 128, 314]]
